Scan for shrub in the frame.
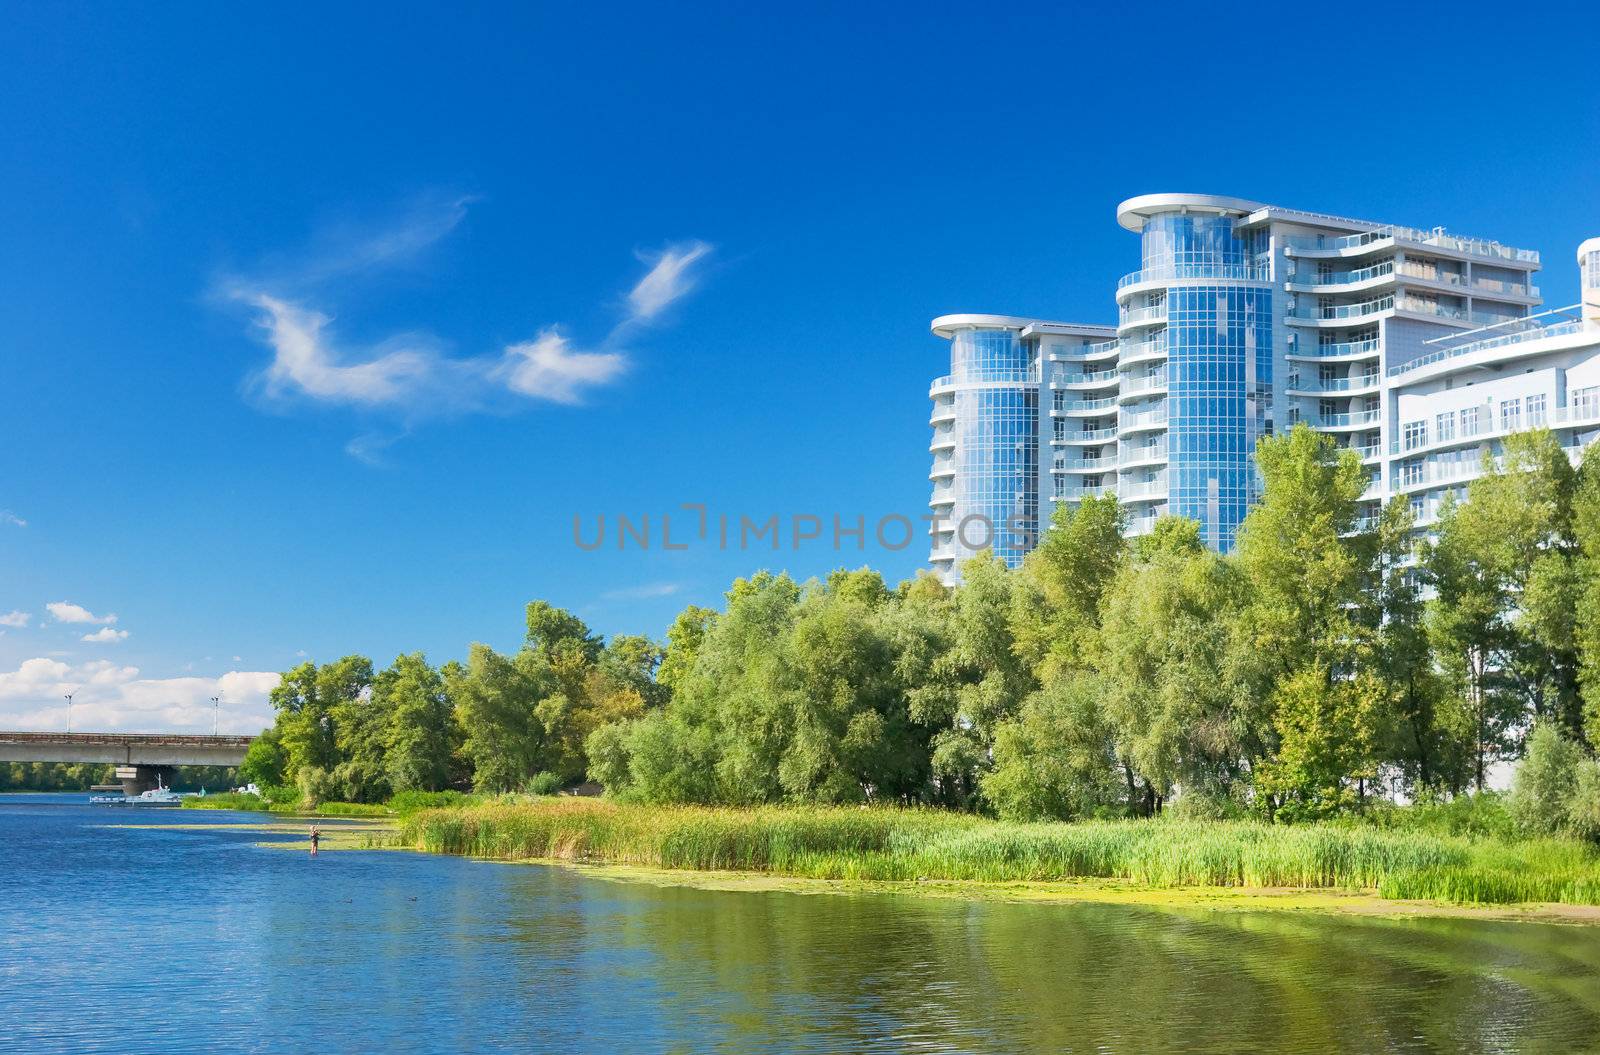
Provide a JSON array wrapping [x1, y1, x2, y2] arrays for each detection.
[[523, 771, 562, 796], [1510, 724, 1587, 835], [296, 766, 343, 810]]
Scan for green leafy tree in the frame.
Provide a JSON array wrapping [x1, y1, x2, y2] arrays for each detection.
[[983, 673, 1122, 821], [1012, 495, 1125, 680], [238, 728, 287, 788], [1098, 520, 1253, 814], [380, 652, 457, 793]]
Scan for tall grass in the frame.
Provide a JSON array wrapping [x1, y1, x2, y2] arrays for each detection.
[[182, 791, 267, 811], [396, 799, 1600, 905]]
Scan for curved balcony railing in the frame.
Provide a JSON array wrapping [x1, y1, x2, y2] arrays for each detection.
[[1119, 368, 1169, 395], [1119, 442, 1168, 467], [1118, 336, 1169, 364], [1061, 396, 1118, 414], [1285, 226, 1539, 264], [1285, 373, 1380, 395], [1305, 409, 1382, 429], [1119, 303, 1169, 327], [1387, 312, 1585, 378], [1119, 407, 1169, 432], [1290, 295, 1395, 321], [1117, 263, 1270, 290], [1289, 338, 1380, 359], [1290, 261, 1393, 287]]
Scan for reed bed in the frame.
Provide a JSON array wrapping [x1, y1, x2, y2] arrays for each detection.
[[395, 799, 1600, 906]]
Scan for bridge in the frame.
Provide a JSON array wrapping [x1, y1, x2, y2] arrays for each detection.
[[0, 732, 254, 794]]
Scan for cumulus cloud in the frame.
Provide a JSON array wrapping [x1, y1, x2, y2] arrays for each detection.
[[81, 627, 129, 644], [627, 241, 713, 322], [0, 510, 25, 528], [0, 657, 279, 734], [0, 611, 30, 628], [47, 602, 117, 625]]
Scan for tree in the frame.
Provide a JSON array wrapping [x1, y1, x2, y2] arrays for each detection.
[[983, 673, 1121, 821], [1234, 424, 1377, 814], [925, 553, 1036, 807], [1254, 665, 1387, 821], [1427, 483, 1536, 787], [238, 728, 287, 788], [1098, 521, 1253, 814], [657, 605, 716, 695], [1364, 497, 1457, 794], [1573, 444, 1600, 749], [380, 652, 457, 793], [1012, 495, 1125, 680], [448, 643, 557, 792]]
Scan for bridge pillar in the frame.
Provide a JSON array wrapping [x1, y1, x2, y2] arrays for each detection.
[[116, 765, 176, 796]]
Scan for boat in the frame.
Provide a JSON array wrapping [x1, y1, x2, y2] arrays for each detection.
[[89, 777, 188, 807]]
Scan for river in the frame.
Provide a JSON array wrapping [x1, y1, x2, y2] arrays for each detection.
[[2, 793, 1598, 1054]]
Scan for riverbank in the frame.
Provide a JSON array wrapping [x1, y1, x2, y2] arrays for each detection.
[[392, 798, 1600, 917]]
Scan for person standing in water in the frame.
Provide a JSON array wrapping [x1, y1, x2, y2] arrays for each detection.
[[309, 825, 321, 856]]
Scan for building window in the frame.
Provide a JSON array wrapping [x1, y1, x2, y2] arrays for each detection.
[[1399, 460, 1423, 487], [1435, 412, 1456, 442], [1403, 421, 1427, 450], [1460, 406, 1481, 435], [1501, 398, 1522, 431], [1574, 386, 1600, 417], [1527, 393, 1547, 426]]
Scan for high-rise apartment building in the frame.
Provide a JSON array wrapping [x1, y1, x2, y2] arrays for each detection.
[[928, 193, 1600, 581]]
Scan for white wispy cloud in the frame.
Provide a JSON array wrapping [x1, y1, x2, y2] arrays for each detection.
[[46, 602, 117, 625], [0, 657, 278, 734], [494, 330, 627, 404], [0, 611, 30, 628], [248, 295, 438, 406], [0, 510, 25, 528], [600, 581, 685, 602], [225, 199, 712, 456], [81, 627, 129, 644], [627, 241, 713, 322], [239, 193, 477, 294]]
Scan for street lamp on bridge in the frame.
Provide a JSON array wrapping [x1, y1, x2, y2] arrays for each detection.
[[211, 695, 221, 736], [64, 693, 73, 734]]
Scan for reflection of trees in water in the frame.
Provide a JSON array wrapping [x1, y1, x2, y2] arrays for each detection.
[[508, 872, 1600, 1054]]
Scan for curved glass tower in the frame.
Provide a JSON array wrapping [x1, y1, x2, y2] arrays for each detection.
[[929, 192, 1559, 577], [928, 315, 1112, 580], [1115, 196, 1273, 550]]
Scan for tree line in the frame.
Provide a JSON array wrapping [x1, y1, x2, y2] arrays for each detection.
[[243, 424, 1600, 825]]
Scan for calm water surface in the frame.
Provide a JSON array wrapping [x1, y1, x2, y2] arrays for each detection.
[[2, 794, 1599, 1054]]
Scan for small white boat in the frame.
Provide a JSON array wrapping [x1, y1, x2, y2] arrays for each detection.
[[89, 777, 187, 807]]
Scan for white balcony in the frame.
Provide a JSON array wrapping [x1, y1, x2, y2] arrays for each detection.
[[1284, 373, 1381, 397], [1305, 409, 1382, 430], [1060, 396, 1119, 416], [1118, 303, 1169, 331], [1119, 442, 1168, 469], [1286, 338, 1380, 361], [1119, 407, 1169, 435], [1118, 368, 1169, 398]]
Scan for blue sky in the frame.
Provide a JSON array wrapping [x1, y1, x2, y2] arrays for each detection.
[[2, 2, 1597, 731]]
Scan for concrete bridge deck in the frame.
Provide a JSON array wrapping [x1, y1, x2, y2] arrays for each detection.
[[0, 731, 254, 780]]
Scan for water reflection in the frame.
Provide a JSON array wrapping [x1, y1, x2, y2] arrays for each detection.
[[2, 795, 1597, 1054]]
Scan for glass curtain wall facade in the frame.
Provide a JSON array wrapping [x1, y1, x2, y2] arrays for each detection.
[[928, 321, 1037, 576], [1137, 214, 1273, 549], [928, 194, 1568, 582]]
